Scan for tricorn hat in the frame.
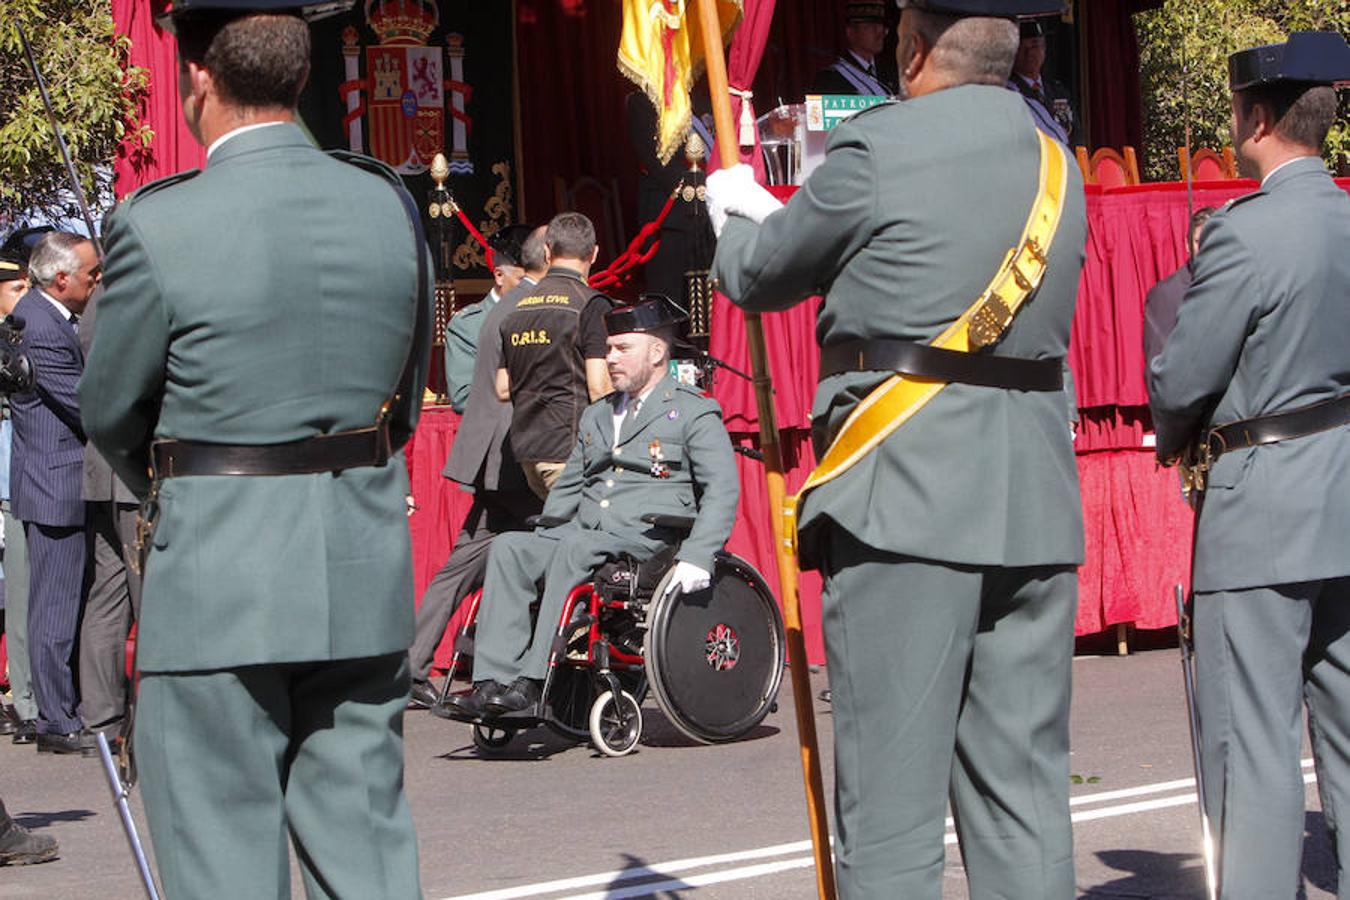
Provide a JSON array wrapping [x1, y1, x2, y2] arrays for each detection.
[[0, 257, 25, 283], [845, 1, 887, 24], [1019, 18, 1048, 40], [604, 294, 689, 337], [0, 226, 54, 265], [157, 0, 353, 31], [896, 0, 1064, 16], [1228, 31, 1350, 91], [487, 224, 533, 270]]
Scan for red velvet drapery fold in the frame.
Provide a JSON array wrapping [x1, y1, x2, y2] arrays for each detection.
[[112, 0, 205, 197], [1080, 0, 1158, 153], [706, 0, 775, 182]]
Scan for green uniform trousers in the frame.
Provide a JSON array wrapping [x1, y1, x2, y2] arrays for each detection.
[[473, 527, 657, 685], [820, 530, 1077, 900], [1194, 577, 1350, 899], [135, 652, 421, 900], [2, 505, 35, 721]]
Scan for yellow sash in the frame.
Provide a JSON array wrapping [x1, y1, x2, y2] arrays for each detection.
[[784, 131, 1070, 553]]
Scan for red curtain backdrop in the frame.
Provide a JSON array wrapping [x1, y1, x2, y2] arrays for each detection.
[[1080, 0, 1158, 154], [112, 0, 206, 197], [514, 1, 637, 230], [707, 0, 776, 181]]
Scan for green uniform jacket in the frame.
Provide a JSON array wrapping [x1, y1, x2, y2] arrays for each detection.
[[443, 290, 496, 414], [79, 123, 432, 672], [712, 85, 1086, 569], [541, 375, 739, 572], [1149, 157, 1350, 592]]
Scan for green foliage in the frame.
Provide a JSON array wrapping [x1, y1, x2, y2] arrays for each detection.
[[1136, 1, 1350, 182], [0, 0, 150, 227]]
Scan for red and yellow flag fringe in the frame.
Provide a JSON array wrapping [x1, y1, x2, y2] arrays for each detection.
[[618, 0, 742, 164]]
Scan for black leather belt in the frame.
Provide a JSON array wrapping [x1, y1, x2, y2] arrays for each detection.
[[1206, 393, 1350, 461], [151, 425, 392, 478], [819, 339, 1064, 391]]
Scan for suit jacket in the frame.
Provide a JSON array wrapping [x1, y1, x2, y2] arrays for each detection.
[[713, 85, 1087, 569], [541, 375, 739, 573], [443, 278, 532, 495], [1142, 262, 1192, 364], [1008, 73, 1081, 147], [808, 53, 895, 97], [80, 122, 432, 672], [10, 289, 86, 527], [79, 288, 137, 504], [443, 290, 496, 414], [1149, 157, 1350, 592]]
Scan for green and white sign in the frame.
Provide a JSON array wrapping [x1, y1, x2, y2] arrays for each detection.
[[804, 94, 888, 132]]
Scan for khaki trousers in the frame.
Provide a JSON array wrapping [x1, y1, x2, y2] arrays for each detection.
[[524, 461, 567, 500]]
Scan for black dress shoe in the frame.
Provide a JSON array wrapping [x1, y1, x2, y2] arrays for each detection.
[[440, 681, 502, 719], [11, 721, 36, 745], [0, 706, 19, 736], [484, 677, 542, 716], [36, 730, 97, 757], [408, 680, 440, 710]]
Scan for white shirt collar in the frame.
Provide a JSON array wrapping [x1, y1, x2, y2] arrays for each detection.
[[207, 121, 288, 159], [1261, 155, 1317, 188], [38, 289, 73, 322], [612, 381, 661, 447]]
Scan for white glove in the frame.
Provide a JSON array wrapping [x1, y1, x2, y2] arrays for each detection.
[[664, 560, 712, 597], [705, 164, 783, 237]]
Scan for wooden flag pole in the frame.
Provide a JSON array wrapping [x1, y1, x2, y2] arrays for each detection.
[[691, 3, 836, 898]]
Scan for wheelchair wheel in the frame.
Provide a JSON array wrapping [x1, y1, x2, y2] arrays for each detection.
[[645, 552, 786, 744], [472, 723, 514, 752], [589, 690, 642, 757], [546, 666, 647, 742]]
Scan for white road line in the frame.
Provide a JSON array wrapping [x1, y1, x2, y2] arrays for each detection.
[[441, 760, 1320, 900], [562, 857, 817, 900], [441, 840, 812, 900]]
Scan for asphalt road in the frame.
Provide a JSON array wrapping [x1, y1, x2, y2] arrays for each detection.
[[0, 646, 1336, 898]]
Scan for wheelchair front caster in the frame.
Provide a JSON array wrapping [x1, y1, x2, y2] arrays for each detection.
[[472, 723, 514, 752], [589, 690, 642, 757]]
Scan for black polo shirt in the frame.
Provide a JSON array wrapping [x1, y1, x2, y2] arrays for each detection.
[[498, 267, 611, 463]]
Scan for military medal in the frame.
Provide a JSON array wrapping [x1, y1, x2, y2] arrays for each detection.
[[649, 439, 669, 478]]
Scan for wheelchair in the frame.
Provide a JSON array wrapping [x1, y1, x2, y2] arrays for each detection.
[[432, 514, 786, 757]]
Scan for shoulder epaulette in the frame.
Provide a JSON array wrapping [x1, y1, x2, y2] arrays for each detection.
[[326, 148, 404, 188], [125, 169, 200, 204], [1223, 190, 1264, 213], [675, 381, 716, 404]]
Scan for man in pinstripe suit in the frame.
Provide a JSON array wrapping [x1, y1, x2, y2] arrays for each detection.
[[10, 232, 98, 755]]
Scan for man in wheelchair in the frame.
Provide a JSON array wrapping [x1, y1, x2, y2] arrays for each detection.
[[445, 295, 741, 718]]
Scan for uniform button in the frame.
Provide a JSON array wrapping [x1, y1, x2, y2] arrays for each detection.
[[600, 499, 610, 508], [613, 466, 621, 473], [615, 448, 623, 456], [606, 479, 614, 488]]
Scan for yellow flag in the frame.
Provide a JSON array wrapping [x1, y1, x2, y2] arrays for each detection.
[[618, 0, 742, 164]]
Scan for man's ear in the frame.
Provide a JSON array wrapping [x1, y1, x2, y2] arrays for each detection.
[[589, 246, 600, 266], [1252, 100, 1279, 144], [898, 26, 929, 84]]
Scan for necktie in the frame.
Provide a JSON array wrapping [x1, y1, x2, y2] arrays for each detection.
[[624, 398, 641, 435]]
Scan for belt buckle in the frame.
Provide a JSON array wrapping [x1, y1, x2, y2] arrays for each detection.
[[1205, 428, 1227, 462], [968, 296, 1012, 349]]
